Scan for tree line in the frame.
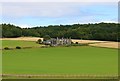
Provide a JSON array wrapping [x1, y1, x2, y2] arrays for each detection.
[[1, 23, 119, 41]]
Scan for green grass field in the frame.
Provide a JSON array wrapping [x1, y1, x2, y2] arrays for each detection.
[[3, 46, 118, 75], [2, 40, 41, 48]]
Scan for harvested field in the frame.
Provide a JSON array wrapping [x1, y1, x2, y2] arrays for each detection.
[[89, 42, 118, 49], [0, 37, 43, 41], [72, 39, 107, 44]]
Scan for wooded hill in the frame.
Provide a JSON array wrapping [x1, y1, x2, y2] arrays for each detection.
[[1, 23, 119, 41]]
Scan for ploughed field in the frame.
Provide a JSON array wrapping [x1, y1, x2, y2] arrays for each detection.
[[2, 42, 118, 75]]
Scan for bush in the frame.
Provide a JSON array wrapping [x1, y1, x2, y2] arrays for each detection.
[[37, 39, 42, 44], [16, 46, 21, 49], [65, 45, 71, 47], [71, 43, 88, 46], [71, 42, 74, 44], [75, 42, 79, 44], [4, 47, 10, 50]]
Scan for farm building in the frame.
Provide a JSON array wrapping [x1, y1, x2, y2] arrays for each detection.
[[43, 37, 72, 46]]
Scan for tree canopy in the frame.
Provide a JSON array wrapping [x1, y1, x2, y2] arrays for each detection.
[[1, 23, 119, 41]]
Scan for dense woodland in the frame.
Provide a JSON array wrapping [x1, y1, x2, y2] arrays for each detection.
[[0, 23, 119, 41]]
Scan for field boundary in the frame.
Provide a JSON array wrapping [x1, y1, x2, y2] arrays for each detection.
[[1, 74, 118, 79]]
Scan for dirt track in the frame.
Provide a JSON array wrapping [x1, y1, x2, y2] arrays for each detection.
[[0, 37, 119, 49]]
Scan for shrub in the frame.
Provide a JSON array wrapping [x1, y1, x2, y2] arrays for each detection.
[[16, 46, 21, 49], [65, 45, 71, 47], [71, 43, 88, 46], [37, 39, 42, 44], [75, 42, 79, 44], [71, 42, 74, 44], [4, 47, 10, 50]]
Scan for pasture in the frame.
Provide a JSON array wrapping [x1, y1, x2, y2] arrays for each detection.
[[3, 47, 118, 75], [1, 39, 118, 79], [2, 40, 41, 48]]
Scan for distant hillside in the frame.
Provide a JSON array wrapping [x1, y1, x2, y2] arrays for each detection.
[[0, 23, 119, 41]]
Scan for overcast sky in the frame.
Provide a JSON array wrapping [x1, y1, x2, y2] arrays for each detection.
[[0, 0, 118, 28]]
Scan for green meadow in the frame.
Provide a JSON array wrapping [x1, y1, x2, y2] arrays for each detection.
[[2, 40, 118, 75], [2, 40, 41, 48]]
